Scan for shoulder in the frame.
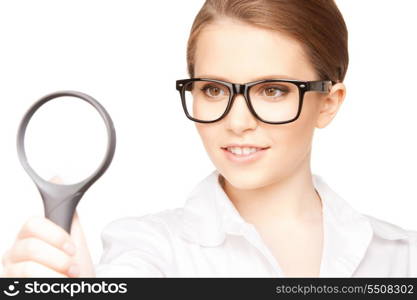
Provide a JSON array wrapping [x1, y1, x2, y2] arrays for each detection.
[[358, 214, 417, 276], [362, 213, 417, 241]]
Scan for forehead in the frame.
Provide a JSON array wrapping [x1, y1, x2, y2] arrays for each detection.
[[194, 18, 314, 82]]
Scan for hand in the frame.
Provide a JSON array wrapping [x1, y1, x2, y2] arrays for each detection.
[[1, 211, 96, 278], [1, 177, 96, 277]]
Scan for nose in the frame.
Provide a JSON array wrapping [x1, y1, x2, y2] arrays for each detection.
[[224, 93, 258, 134]]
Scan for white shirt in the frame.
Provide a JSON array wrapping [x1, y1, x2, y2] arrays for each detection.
[[94, 170, 417, 277]]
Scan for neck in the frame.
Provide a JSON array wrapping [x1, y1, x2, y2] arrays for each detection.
[[221, 158, 322, 227]]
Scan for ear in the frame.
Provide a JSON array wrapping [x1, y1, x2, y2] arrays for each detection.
[[316, 82, 346, 129]]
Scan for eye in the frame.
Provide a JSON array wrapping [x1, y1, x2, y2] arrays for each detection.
[[262, 85, 288, 97], [200, 84, 226, 97]]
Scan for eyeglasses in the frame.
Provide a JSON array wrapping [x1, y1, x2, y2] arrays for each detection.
[[175, 78, 333, 124]]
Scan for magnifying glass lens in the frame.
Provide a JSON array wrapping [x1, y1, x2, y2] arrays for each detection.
[[24, 96, 108, 184]]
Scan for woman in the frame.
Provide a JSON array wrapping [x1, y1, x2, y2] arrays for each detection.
[[2, 0, 416, 277]]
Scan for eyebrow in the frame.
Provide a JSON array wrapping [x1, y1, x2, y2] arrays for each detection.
[[195, 74, 300, 82]]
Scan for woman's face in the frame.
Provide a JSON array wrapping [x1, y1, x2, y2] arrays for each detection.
[[193, 18, 344, 190]]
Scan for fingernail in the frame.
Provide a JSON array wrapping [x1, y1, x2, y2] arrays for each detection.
[[63, 242, 76, 256], [68, 264, 80, 277]]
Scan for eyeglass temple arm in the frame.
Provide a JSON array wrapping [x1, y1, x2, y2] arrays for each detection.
[[308, 80, 333, 93], [176, 80, 191, 91]]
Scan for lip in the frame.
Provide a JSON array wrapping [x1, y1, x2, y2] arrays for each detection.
[[222, 144, 270, 149], [221, 145, 270, 164]]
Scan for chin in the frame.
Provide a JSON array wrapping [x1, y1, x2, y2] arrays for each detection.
[[220, 169, 269, 190]]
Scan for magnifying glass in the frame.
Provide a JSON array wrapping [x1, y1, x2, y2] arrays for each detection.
[[16, 90, 116, 233]]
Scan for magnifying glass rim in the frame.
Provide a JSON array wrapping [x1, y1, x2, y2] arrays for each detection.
[[16, 90, 116, 189]]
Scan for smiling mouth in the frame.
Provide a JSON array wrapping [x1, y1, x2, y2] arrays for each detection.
[[221, 146, 270, 156]]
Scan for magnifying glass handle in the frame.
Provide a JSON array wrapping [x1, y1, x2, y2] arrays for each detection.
[[37, 183, 85, 233], [45, 196, 81, 233]]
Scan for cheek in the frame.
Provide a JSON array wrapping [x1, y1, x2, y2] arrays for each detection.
[[195, 123, 219, 152], [267, 99, 317, 171], [271, 123, 313, 165]]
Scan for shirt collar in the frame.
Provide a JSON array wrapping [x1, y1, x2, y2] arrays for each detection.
[[180, 169, 408, 276]]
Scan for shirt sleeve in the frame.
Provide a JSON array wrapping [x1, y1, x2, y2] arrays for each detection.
[[94, 214, 174, 277]]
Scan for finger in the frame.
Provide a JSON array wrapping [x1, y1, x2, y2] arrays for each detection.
[[69, 211, 95, 276], [17, 216, 75, 256], [49, 175, 63, 184], [4, 261, 67, 278], [2, 248, 11, 267], [8, 237, 74, 275]]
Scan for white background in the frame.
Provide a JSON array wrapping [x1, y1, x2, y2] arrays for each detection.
[[0, 0, 416, 275]]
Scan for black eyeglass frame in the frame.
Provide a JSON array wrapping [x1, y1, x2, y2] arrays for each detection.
[[175, 78, 334, 124]]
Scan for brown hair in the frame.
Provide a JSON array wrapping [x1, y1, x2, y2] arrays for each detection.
[[186, 0, 348, 83]]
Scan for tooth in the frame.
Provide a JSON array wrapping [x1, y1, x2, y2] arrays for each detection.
[[226, 146, 262, 155]]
